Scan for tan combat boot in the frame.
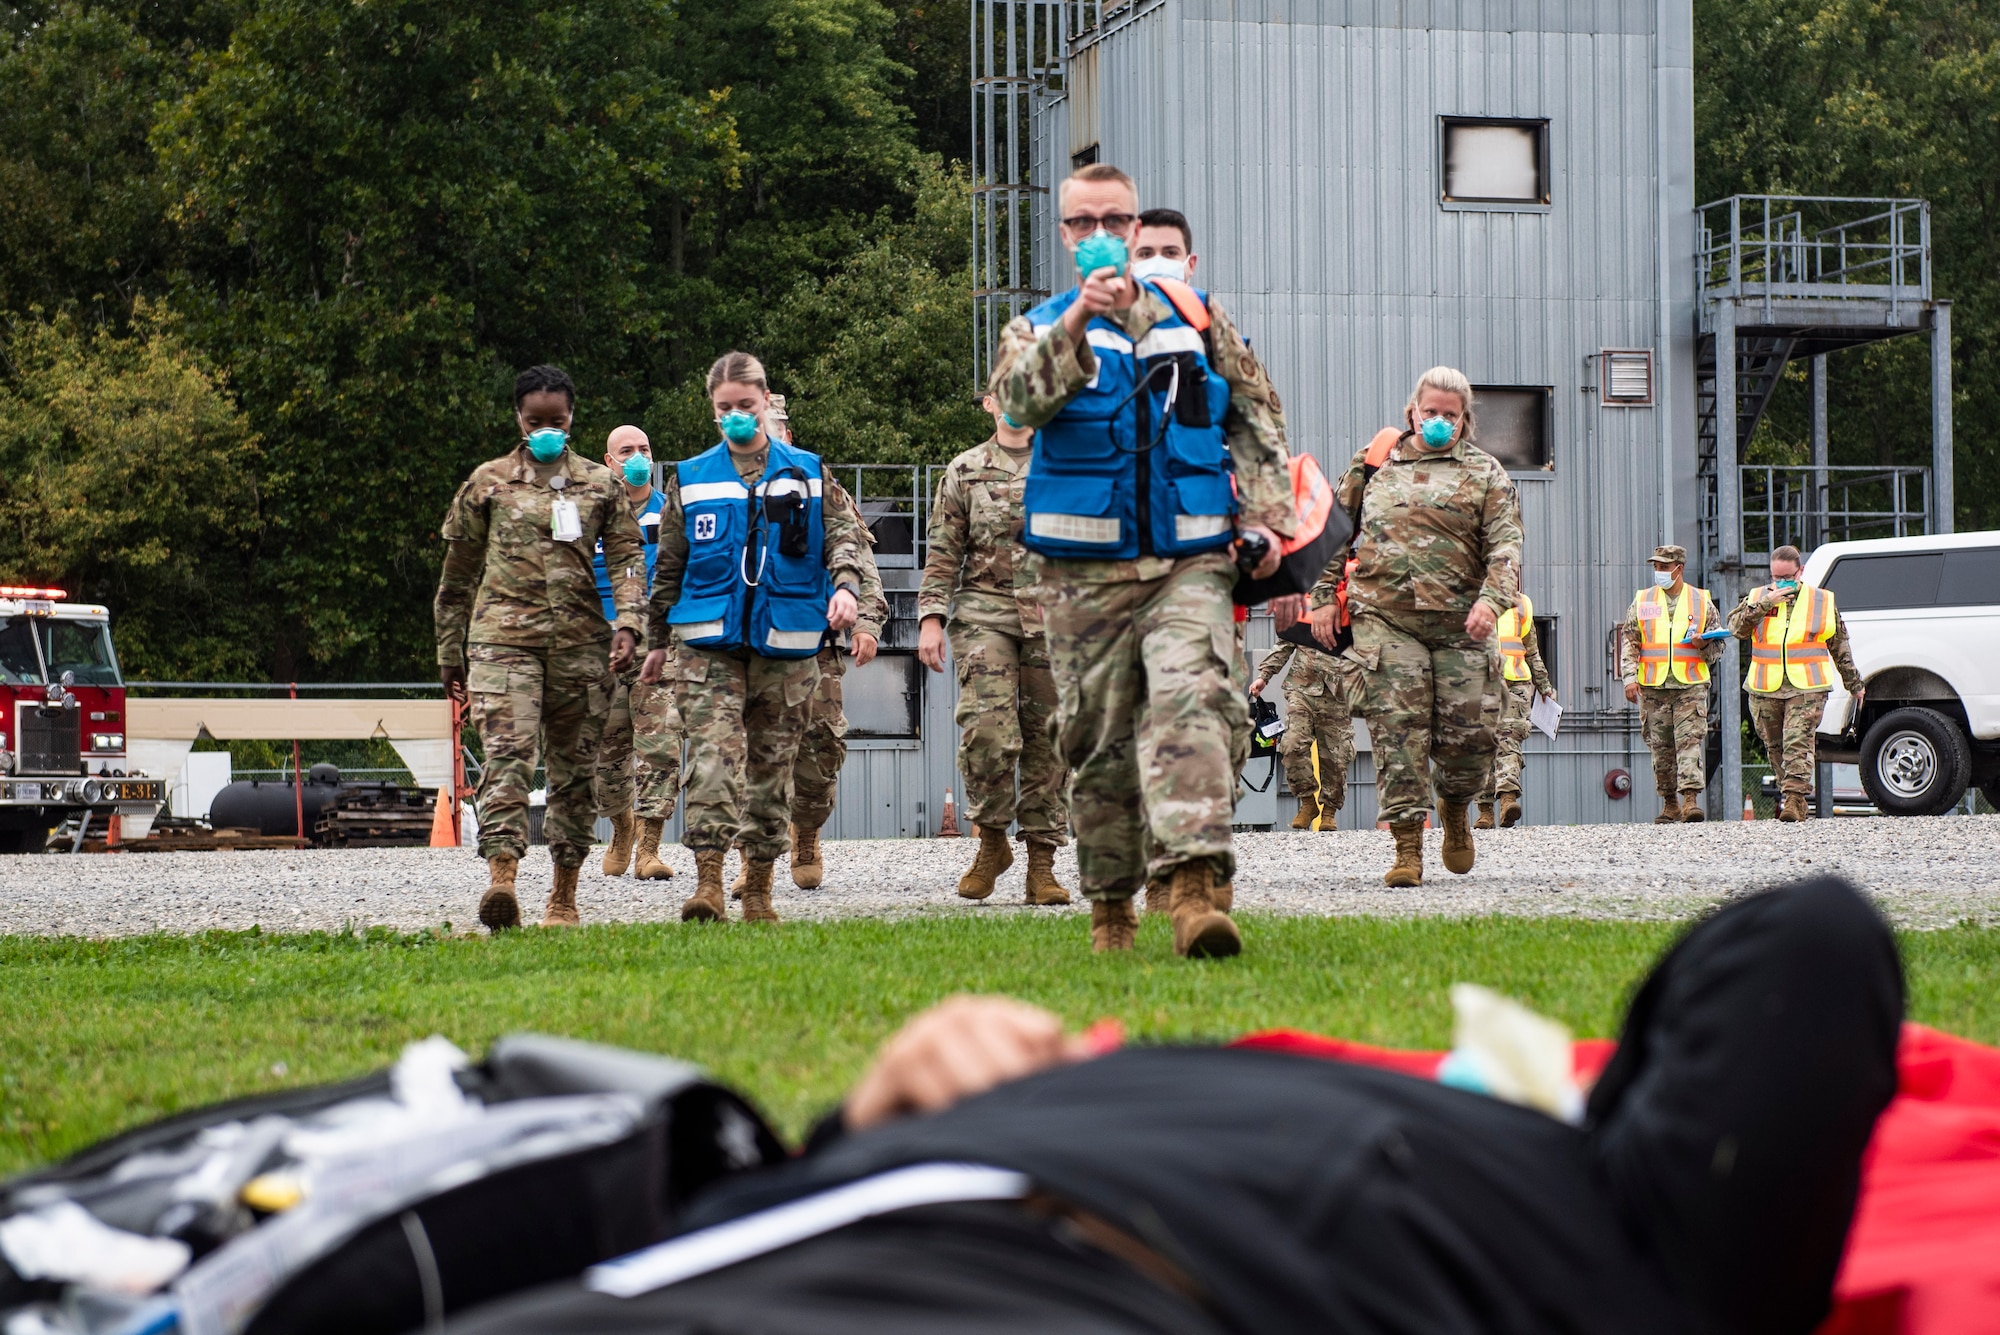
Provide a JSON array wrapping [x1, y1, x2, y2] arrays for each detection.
[[1383, 819, 1425, 888], [1439, 799, 1476, 875], [1654, 790, 1682, 824], [1167, 861, 1241, 959], [1498, 793, 1523, 829], [479, 853, 522, 932], [682, 849, 727, 922], [601, 811, 636, 876], [1290, 794, 1318, 830], [1779, 794, 1808, 823], [1679, 790, 1706, 823], [1090, 896, 1138, 953], [1023, 842, 1071, 905], [729, 841, 747, 900], [791, 824, 825, 890], [1319, 782, 1345, 827], [956, 824, 1014, 900], [1143, 877, 1170, 914], [542, 863, 581, 927], [633, 818, 675, 880], [1474, 802, 1497, 830], [740, 858, 780, 923]]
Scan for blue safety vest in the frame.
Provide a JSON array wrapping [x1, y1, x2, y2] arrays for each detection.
[[668, 440, 830, 659], [1019, 279, 1235, 561], [594, 488, 664, 621]]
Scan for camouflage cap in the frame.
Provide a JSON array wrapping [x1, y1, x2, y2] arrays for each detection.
[[1650, 544, 1688, 566]]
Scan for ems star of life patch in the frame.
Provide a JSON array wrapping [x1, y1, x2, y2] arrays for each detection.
[[694, 514, 717, 540]]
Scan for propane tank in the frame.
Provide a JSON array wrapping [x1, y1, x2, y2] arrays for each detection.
[[209, 766, 344, 839]]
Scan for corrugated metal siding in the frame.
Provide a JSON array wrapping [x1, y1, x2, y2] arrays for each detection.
[[1058, 0, 1681, 826]]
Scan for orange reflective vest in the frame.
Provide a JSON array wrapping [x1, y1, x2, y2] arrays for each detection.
[[1496, 594, 1535, 682], [1633, 584, 1717, 687], [1746, 584, 1839, 693]]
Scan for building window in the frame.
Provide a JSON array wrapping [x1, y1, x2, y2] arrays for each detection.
[[1441, 118, 1549, 205], [1473, 386, 1552, 470], [1599, 350, 1655, 406], [843, 653, 922, 739], [1532, 616, 1558, 691], [1071, 143, 1100, 171]]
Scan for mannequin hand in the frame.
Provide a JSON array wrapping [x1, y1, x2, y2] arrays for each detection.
[[845, 996, 1102, 1132]]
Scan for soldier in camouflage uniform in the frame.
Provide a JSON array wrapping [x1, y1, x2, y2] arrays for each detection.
[[729, 475, 886, 895], [435, 364, 645, 932], [1252, 639, 1354, 830], [1309, 367, 1522, 888], [992, 164, 1292, 958], [1727, 544, 1865, 823], [590, 424, 684, 882], [641, 352, 867, 923], [1619, 544, 1724, 823], [918, 396, 1072, 906]]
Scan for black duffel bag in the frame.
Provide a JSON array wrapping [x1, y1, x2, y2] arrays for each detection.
[[0, 1035, 783, 1335]]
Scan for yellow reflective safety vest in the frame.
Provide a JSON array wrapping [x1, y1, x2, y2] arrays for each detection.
[[1746, 584, 1839, 693], [1496, 595, 1534, 682], [1633, 583, 1717, 687]]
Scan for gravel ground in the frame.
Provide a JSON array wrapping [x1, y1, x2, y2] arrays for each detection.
[[4, 815, 1998, 938]]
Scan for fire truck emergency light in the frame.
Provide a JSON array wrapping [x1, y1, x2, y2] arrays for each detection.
[[0, 586, 66, 599]]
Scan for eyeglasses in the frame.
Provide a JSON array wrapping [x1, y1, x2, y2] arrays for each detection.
[[1060, 212, 1138, 234]]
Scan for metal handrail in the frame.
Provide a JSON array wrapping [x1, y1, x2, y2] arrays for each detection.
[[1737, 463, 1931, 552], [1697, 194, 1930, 308]]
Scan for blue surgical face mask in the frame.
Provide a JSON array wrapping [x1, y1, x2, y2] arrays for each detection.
[[1775, 577, 1800, 592], [621, 453, 654, 486], [718, 410, 761, 447], [525, 427, 568, 463], [1417, 415, 1456, 448], [1074, 229, 1129, 279], [1130, 255, 1187, 284], [1653, 570, 1675, 588]]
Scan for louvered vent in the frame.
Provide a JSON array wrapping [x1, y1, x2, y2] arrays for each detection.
[[1600, 350, 1654, 406]]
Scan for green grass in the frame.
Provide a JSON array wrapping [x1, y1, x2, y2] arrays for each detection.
[[5, 914, 1998, 1174]]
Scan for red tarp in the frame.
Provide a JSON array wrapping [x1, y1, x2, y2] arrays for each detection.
[[1232, 1024, 2000, 1334]]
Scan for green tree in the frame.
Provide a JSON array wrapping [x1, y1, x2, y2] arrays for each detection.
[[0, 306, 262, 678], [1696, 0, 2000, 529]]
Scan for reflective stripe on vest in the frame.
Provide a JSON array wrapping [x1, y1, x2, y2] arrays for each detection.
[[1634, 584, 1715, 687], [1496, 594, 1534, 682], [1018, 280, 1235, 562], [1747, 584, 1837, 693]]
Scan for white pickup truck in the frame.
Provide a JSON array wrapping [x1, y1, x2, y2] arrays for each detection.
[[1804, 531, 2000, 816]]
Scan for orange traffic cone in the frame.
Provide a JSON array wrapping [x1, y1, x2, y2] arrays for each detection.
[[938, 788, 961, 837], [429, 789, 458, 847], [1742, 793, 1756, 821]]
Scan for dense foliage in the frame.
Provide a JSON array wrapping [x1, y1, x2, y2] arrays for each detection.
[[0, 0, 1990, 678]]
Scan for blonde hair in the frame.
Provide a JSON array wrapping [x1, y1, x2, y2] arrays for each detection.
[[1404, 366, 1476, 441], [1058, 162, 1138, 211], [706, 351, 769, 395]]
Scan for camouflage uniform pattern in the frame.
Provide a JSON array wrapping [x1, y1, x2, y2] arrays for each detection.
[[920, 438, 1068, 842], [790, 480, 887, 832], [435, 445, 644, 868], [1617, 587, 1726, 799], [1482, 614, 1553, 801], [593, 665, 684, 820], [1728, 584, 1864, 797], [991, 288, 1293, 898], [645, 444, 867, 858], [1308, 430, 1523, 826], [1257, 640, 1356, 811]]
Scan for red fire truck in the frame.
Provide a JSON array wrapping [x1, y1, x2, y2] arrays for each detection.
[[0, 587, 165, 852]]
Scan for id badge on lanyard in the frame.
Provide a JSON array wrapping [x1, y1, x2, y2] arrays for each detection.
[[550, 498, 582, 543]]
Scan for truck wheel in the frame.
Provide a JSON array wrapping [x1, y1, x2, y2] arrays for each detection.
[[0, 826, 49, 854], [1859, 708, 1971, 817]]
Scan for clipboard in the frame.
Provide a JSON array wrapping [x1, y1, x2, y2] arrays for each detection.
[[1529, 693, 1562, 740]]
